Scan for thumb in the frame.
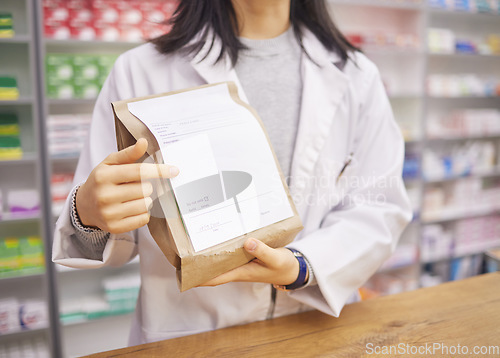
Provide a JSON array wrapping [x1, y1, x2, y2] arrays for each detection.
[[105, 138, 148, 165], [244, 238, 274, 264]]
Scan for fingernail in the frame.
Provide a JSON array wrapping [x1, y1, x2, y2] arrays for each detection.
[[169, 166, 179, 177], [145, 197, 153, 210], [246, 238, 257, 251]]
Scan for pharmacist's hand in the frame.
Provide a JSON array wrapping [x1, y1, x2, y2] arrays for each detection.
[[200, 238, 300, 287], [75, 138, 179, 234]]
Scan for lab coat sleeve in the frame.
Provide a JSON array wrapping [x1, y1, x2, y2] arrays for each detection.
[[288, 62, 413, 316], [52, 54, 139, 269]]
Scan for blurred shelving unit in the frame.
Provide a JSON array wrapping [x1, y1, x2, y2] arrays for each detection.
[[0, 0, 60, 356], [329, 0, 500, 297], [39, 15, 141, 358]]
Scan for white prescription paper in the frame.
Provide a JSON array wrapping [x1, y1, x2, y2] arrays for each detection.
[[128, 84, 293, 252]]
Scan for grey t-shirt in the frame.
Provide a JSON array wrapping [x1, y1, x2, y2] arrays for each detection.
[[235, 26, 302, 179]]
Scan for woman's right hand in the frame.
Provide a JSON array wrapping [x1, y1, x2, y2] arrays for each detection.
[[75, 138, 179, 234]]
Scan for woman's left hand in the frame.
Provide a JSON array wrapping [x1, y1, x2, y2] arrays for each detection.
[[200, 238, 300, 287]]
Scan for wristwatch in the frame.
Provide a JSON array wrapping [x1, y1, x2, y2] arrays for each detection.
[[274, 248, 308, 291]]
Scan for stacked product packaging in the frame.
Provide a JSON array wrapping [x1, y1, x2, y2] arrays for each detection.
[[0, 298, 48, 335], [429, 0, 500, 12], [427, 109, 500, 139], [421, 254, 484, 286], [422, 141, 496, 180], [59, 273, 140, 324], [47, 113, 91, 156], [43, 0, 177, 42], [0, 13, 14, 38], [0, 236, 45, 277], [0, 113, 22, 160], [427, 74, 500, 97], [0, 189, 40, 220], [46, 54, 117, 99], [0, 339, 50, 358], [0, 77, 19, 101], [51, 173, 75, 216], [428, 28, 500, 55], [346, 32, 420, 51], [423, 177, 500, 221]]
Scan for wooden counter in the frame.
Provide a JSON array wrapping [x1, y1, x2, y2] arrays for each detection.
[[88, 272, 500, 357]]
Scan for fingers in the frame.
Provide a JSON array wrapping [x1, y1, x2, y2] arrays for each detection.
[[102, 197, 152, 222], [109, 163, 179, 183], [105, 212, 151, 234], [104, 138, 149, 165], [112, 182, 154, 203], [244, 238, 276, 267], [201, 260, 268, 286], [95, 182, 153, 205]]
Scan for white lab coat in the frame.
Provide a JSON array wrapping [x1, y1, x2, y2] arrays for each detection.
[[52, 28, 412, 345]]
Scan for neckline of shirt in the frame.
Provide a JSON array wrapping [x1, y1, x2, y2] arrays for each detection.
[[238, 26, 300, 57]]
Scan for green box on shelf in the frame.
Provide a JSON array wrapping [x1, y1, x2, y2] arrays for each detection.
[[0, 135, 22, 160], [0, 238, 21, 274], [18, 236, 45, 271], [73, 55, 100, 81], [0, 13, 13, 26], [73, 78, 101, 99], [46, 78, 75, 99], [46, 54, 75, 81], [0, 113, 20, 136], [0, 76, 19, 100]]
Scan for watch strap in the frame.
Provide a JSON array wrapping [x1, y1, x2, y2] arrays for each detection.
[[283, 248, 308, 290]]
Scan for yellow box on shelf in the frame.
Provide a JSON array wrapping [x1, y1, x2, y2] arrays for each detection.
[[0, 13, 14, 38], [0, 113, 23, 160], [0, 77, 19, 100]]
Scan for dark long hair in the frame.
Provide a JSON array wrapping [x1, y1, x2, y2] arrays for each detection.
[[151, 0, 358, 66]]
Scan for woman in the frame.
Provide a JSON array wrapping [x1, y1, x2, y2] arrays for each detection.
[[53, 0, 412, 345]]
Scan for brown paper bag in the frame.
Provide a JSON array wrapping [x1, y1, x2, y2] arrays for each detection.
[[112, 82, 303, 291]]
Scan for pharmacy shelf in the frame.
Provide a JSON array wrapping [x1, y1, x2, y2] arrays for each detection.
[[44, 38, 140, 55], [404, 138, 423, 144], [0, 153, 37, 165], [424, 167, 500, 183], [0, 97, 33, 105], [0, 35, 31, 44], [389, 93, 424, 100], [47, 98, 97, 106], [364, 47, 425, 56], [377, 261, 419, 273], [44, 38, 140, 48], [51, 155, 80, 162], [0, 326, 49, 340], [0, 212, 40, 223], [403, 177, 421, 184], [429, 8, 500, 18], [426, 133, 500, 142], [0, 271, 45, 283], [422, 207, 500, 224], [62, 312, 134, 327], [428, 52, 500, 59], [56, 256, 140, 273], [427, 95, 500, 100], [422, 245, 500, 265], [331, 0, 424, 10]]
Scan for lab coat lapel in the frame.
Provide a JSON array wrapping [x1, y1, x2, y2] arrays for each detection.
[[189, 36, 249, 103], [289, 30, 349, 217]]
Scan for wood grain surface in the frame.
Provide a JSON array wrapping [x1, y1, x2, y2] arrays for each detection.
[[87, 272, 500, 358]]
